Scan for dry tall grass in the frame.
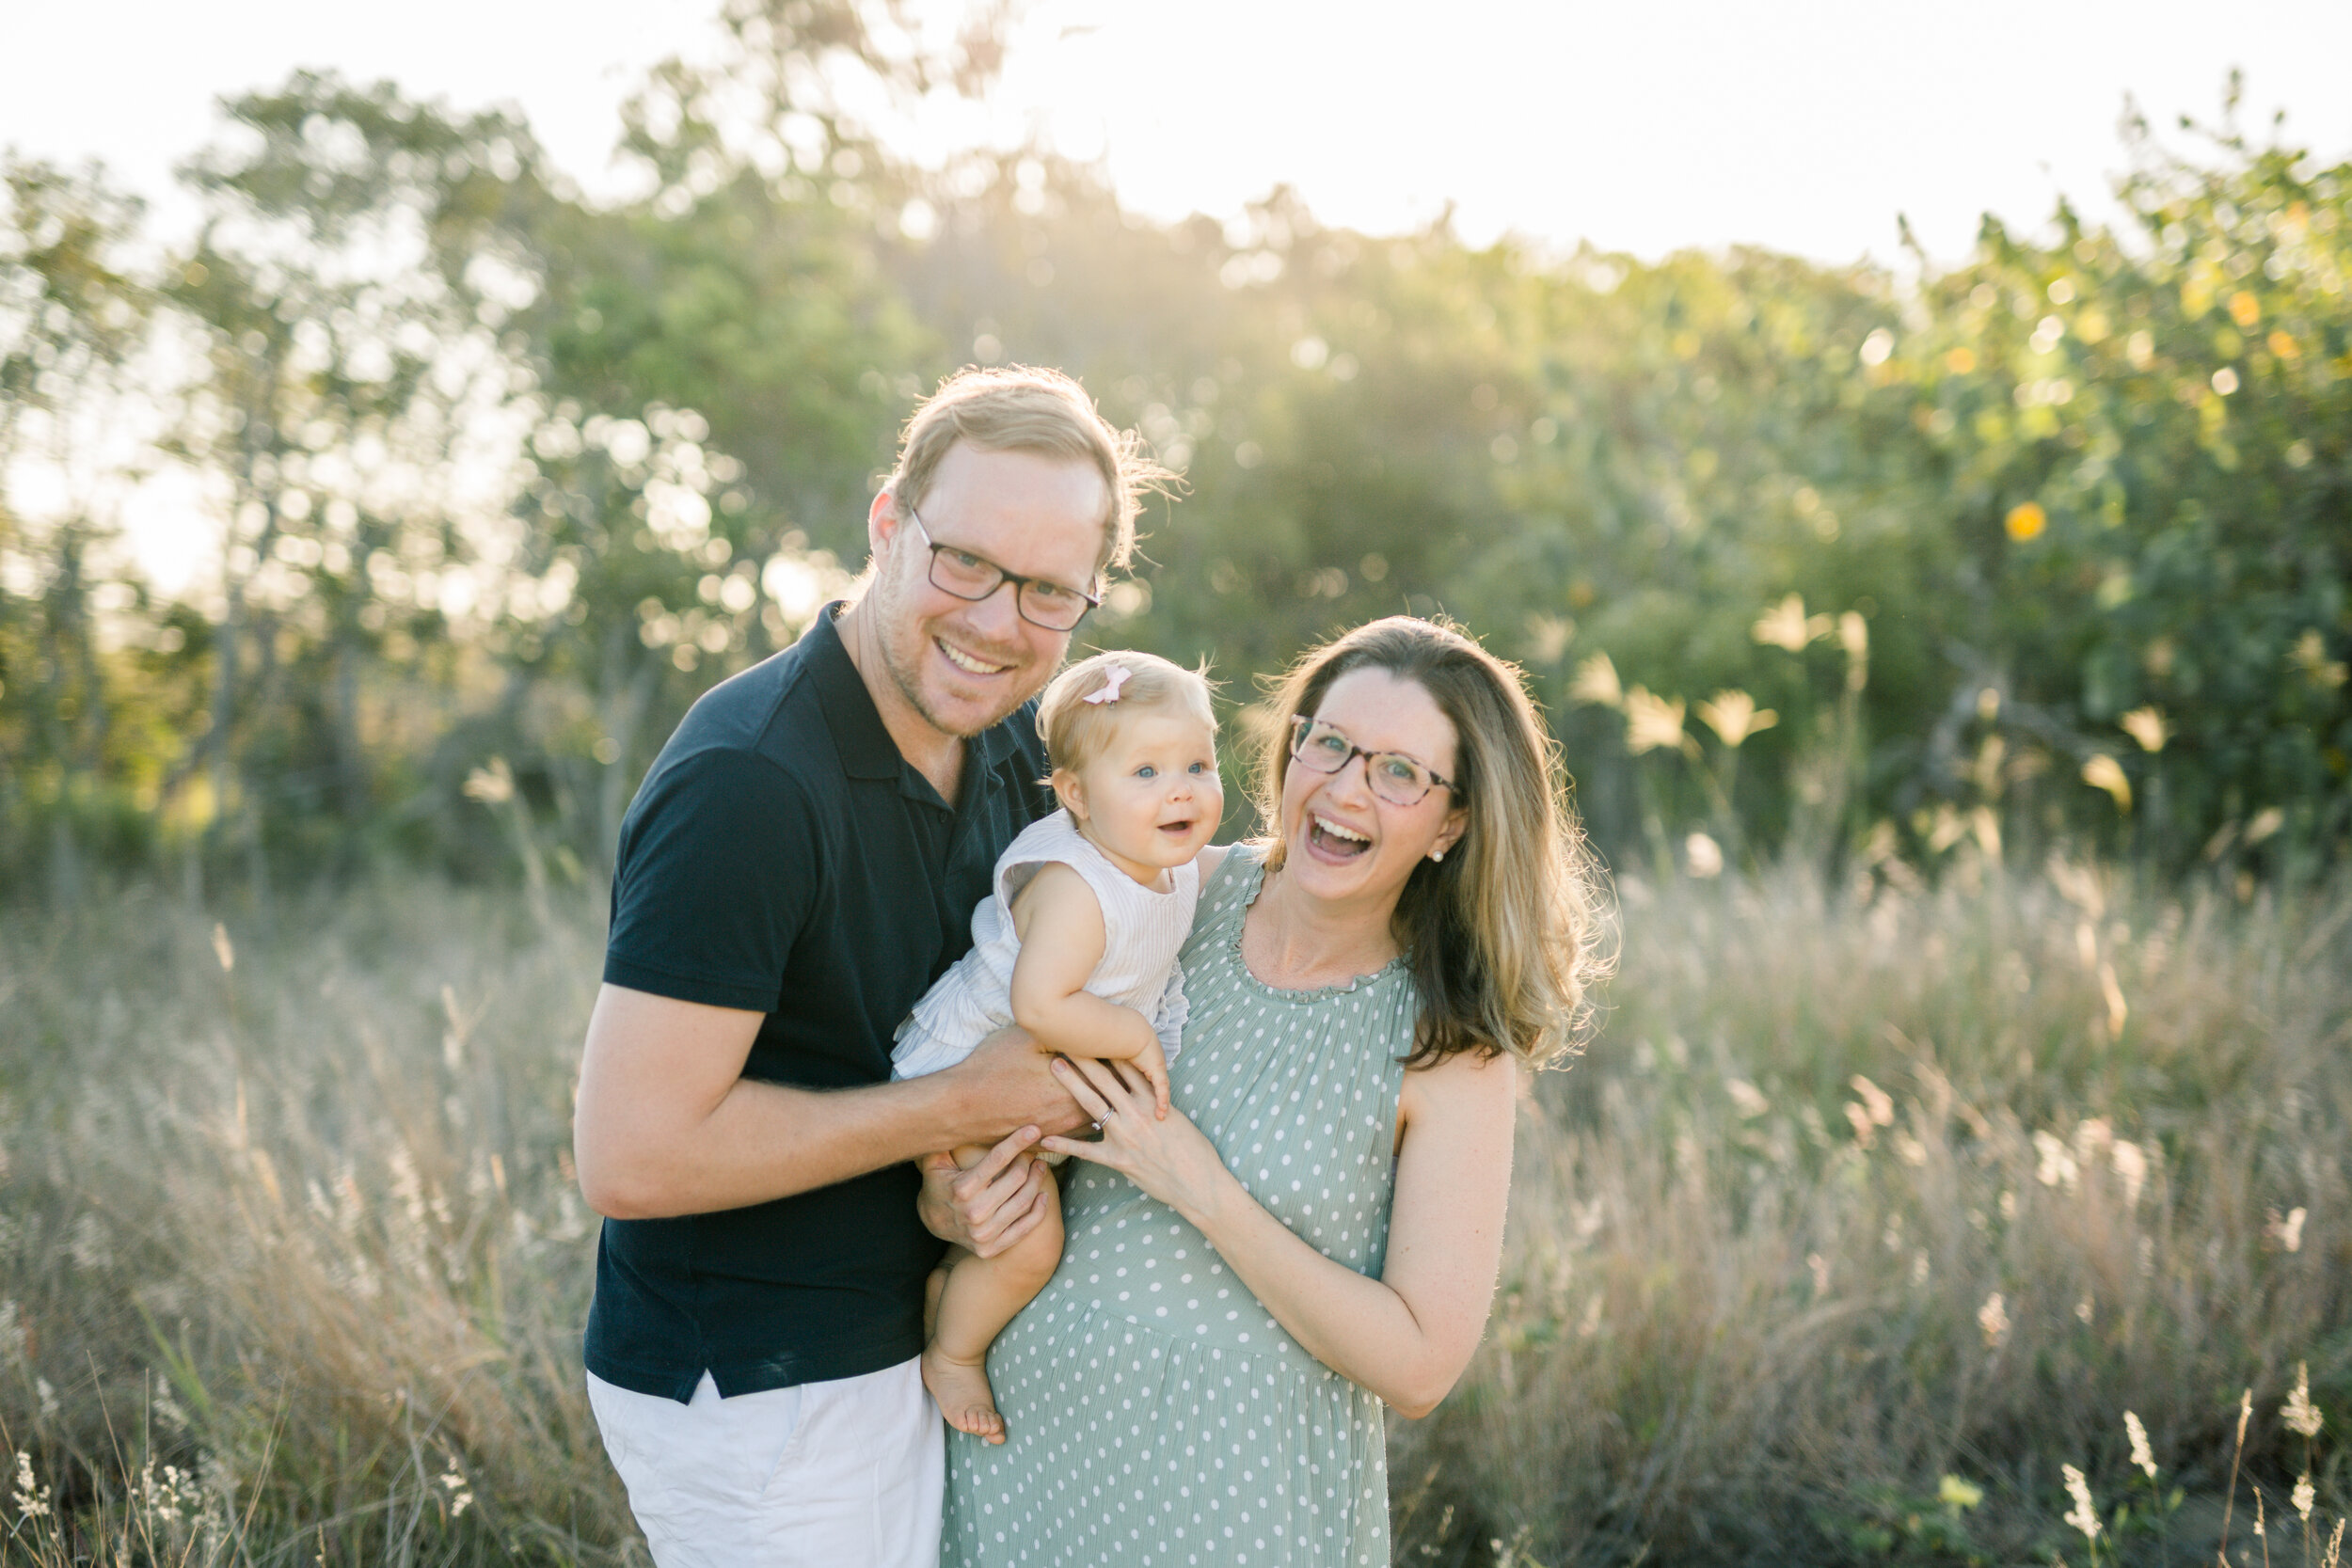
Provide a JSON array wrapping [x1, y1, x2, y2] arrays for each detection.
[[0, 860, 2344, 1565], [1397, 858, 2351, 1565], [0, 881, 624, 1564]]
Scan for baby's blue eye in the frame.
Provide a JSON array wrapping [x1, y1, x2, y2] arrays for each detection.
[[1136, 765, 1156, 779], [1188, 760, 1210, 774]]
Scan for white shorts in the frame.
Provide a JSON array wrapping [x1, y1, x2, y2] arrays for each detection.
[[586, 1357, 943, 1568]]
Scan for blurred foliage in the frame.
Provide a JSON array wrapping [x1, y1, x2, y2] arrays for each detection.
[[1, 13, 2345, 900]]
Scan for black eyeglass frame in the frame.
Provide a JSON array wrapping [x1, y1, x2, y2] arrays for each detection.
[[901, 506, 1102, 632], [1287, 714, 1457, 806]]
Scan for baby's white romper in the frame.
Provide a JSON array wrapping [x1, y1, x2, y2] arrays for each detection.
[[891, 808, 1197, 1079]]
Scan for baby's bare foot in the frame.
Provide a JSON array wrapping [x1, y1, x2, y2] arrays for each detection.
[[922, 1345, 1006, 1444]]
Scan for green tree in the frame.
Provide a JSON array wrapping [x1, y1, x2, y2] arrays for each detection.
[[1883, 94, 2352, 869], [163, 74, 562, 882], [0, 156, 152, 895]]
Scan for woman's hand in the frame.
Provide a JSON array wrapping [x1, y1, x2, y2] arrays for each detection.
[[1038, 1056, 1234, 1225], [1047, 1046, 1517, 1420]]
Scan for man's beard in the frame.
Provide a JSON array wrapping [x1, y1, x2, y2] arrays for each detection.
[[867, 562, 1034, 740]]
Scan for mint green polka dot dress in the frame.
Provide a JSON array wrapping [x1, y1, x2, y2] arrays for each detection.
[[943, 846, 1413, 1568]]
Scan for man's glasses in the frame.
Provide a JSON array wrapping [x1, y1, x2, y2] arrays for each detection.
[[1288, 716, 1455, 807], [903, 507, 1100, 632]]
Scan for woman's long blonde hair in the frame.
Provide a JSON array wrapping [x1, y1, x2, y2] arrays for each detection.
[[1255, 616, 1612, 1069]]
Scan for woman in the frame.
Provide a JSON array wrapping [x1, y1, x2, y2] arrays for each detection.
[[941, 616, 1609, 1568]]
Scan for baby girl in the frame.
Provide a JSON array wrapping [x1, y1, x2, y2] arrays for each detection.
[[892, 651, 1220, 1442]]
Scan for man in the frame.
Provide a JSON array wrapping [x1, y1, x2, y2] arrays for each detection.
[[572, 366, 1168, 1565]]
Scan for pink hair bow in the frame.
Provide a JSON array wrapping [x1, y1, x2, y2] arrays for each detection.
[[1081, 664, 1132, 705]]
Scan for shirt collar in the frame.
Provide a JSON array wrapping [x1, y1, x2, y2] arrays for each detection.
[[806, 604, 903, 781], [807, 601, 1026, 786]]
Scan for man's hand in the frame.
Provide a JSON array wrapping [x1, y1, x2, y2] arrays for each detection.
[[946, 1024, 1091, 1141], [917, 1134, 1052, 1259]]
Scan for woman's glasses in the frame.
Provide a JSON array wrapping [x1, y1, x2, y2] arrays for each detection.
[[1288, 716, 1455, 807], [904, 507, 1100, 632]]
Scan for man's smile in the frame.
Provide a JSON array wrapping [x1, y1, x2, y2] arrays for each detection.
[[935, 636, 1015, 677]]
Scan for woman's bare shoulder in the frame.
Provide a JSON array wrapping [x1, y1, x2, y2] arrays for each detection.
[[1400, 1046, 1518, 1135]]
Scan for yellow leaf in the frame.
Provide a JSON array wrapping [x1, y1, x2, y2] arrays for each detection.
[[2120, 706, 2170, 752], [2182, 261, 2220, 319], [2290, 628, 2348, 689], [1622, 688, 1689, 756], [1569, 652, 1623, 709], [2004, 502, 2046, 541], [2082, 754, 2132, 812], [464, 757, 516, 803], [1752, 594, 1818, 651], [1837, 610, 1869, 662], [1697, 689, 1778, 748]]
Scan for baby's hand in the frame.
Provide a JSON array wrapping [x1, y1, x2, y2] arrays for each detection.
[[1126, 1036, 1170, 1119]]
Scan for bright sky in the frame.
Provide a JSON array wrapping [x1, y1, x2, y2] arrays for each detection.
[[7, 0, 2350, 265]]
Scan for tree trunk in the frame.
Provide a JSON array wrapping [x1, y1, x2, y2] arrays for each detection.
[[596, 628, 662, 879]]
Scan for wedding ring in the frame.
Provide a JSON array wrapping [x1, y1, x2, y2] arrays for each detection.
[[1090, 1120, 1102, 1132]]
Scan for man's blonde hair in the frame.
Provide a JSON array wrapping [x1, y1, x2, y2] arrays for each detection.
[[1037, 652, 1217, 777], [884, 366, 1176, 578]]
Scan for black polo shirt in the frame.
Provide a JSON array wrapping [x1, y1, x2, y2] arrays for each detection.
[[585, 604, 1053, 1402]]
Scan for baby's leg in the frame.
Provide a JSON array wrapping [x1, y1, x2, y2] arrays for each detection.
[[921, 1147, 1062, 1444]]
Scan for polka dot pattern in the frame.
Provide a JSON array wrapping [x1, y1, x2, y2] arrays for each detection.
[[944, 847, 1411, 1567]]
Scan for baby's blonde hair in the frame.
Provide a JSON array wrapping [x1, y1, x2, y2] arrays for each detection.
[[1037, 651, 1217, 776]]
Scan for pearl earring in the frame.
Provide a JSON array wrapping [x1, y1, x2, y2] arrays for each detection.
[[1429, 848, 1445, 863]]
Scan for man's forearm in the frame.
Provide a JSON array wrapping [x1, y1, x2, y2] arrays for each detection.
[[582, 1053, 1068, 1219], [608, 1070, 969, 1219], [575, 984, 1081, 1220]]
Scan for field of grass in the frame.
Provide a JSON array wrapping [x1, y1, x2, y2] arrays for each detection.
[[1, 857, 2344, 1565]]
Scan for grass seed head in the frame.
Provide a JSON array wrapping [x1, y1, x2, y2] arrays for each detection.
[[2061, 1464, 2101, 1543], [2282, 1362, 2324, 1438], [11, 1449, 52, 1520], [1978, 1291, 2010, 1349]]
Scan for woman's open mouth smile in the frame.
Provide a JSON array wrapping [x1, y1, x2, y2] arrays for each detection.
[[1307, 812, 1372, 861]]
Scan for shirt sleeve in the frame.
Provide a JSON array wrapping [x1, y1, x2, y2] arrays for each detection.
[[1151, 958, 1189, 1061], [603, 746, 818, 1013]]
